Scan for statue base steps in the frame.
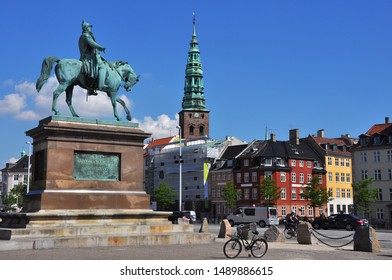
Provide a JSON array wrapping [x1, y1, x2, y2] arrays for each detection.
[[0, 210, 215, 251]]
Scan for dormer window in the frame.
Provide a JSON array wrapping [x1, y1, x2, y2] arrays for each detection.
[[374, 136, 380, 145]]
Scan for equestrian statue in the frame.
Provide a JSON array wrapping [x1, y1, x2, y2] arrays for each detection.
[[36, 20, 139, 121]]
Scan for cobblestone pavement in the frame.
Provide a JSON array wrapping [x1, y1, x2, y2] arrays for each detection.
[[1, 239, 391, 260]]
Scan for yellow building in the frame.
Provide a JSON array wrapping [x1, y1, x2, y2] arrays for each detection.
[[306, 130, 354, 216]]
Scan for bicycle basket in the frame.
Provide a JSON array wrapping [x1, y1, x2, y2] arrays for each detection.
[[237, 223, 257, 239]]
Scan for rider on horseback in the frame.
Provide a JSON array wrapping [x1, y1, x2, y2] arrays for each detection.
[[79, 20, 107, 96]]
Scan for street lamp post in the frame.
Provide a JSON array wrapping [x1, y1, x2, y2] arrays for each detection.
[[26, 141, 32, 194], [176, 126, 182, 211]]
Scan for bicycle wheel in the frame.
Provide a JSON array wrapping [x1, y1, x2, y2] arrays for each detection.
[[251, 238, 268, 258], [284, 228, 292, 239], [223, 239, 242, 258]]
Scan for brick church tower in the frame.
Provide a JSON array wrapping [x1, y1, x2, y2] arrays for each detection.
[[178, 15, 210, 139]]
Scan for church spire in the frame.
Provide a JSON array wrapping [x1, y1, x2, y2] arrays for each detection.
[[181, 13, 206, 111], [178, 14, 210, 139]]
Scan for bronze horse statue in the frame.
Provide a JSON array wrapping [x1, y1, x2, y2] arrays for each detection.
[[36, 56, 139, 121]]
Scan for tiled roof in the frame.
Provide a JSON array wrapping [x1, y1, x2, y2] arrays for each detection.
[[144, 136, 177, 149], [366, 123, 392, 135]]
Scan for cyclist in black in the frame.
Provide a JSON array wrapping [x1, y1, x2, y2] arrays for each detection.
[[286, 211, 299, 230]]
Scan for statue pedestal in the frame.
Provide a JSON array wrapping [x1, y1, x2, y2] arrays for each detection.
[[24, 116, 151, 212], [0, 116, 216, 249]]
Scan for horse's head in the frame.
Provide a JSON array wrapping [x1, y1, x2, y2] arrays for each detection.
[[116, 61, 139, 92]]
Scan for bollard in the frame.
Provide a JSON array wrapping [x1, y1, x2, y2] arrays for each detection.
[[297, 222, 312, 244], [199, 217, 209, 233], [218, 219, 232, 238], [264, 225, 285, 242], [354, 225, 380, 253]]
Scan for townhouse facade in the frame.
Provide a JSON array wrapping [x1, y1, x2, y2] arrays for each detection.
[[232, 129, 327, 220], [304, 129, 355, 216], [351, 117, 392, 227]]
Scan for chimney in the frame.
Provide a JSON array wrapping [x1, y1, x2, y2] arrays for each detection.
[[270, 133, 276, 142], [385, 117, 390, 124], [317, 129, 325, 138], [289, 129, 300, 145]]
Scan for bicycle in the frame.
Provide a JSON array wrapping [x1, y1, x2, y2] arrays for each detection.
[[283, 220, 297, 239], [223, 223, 268, 258]]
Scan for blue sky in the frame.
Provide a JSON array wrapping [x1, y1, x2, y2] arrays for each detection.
[[1, 0, 392, 167]]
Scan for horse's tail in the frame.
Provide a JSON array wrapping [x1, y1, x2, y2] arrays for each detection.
[[36, 56, 60, 92]]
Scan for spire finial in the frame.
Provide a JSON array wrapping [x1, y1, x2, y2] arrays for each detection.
[[192, 12, 197, 38], [193, 12, 196, 25]]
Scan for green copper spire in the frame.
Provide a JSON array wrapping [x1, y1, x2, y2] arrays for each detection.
[[182, 13, 207, 111]]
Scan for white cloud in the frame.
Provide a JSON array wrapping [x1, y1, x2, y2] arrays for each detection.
[[16, 110, 41, 121], [15, 81, 37, 96], [6, 157, 18, 164], [0, 93, 26, 115], [136, 114, 179, 139]]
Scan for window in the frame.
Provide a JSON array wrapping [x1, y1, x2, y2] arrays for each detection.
[[374, 170, 382, 181], [329, 204, 334, 214], [346, 173, 351, 183], [327, 157, 332, 166], [291, 160, 296, 166], [292, 189, 297, 200], [264, 171, 272, 179], [281, 188, 286, 200], [299, 173, 304, 183], [318, 175, 322, 184], [244, 159, 249, 167], [360, 152, 367, 163], [389, 169, 392, 180], [374, 151, 381, 162], [282, 206, 287, 216], [292, 206, 297, 213], [377, 188, 383, 200], [300, 189, 304, 200], [390, 188, 392, 200], [345, 159, 350, 167], [264, 158, 272, 166], [361, 170, 368, 180], [307, 174, 312, 183], [291, 172, 296, 182], [328, 188, 333, 196], [199, 125, 204, 135], [236, 173, 241, 183], [328, 172, 333, 182], [13, 175, 19, 181], [340, 158, 345, 166], [342, 189, 346, 198], [336, 188, 340, 198], [335, 172, 340, 182], [280, 172, 286, 182], [244, 172, 249, 182], [299, 160, 304, 167], [244, 188, 249, 200], [308, 207, 313, 217], [159, 171, 164, 179], [388, 150, 392, 162], [189, 125, 194, 135], [335, 158, 339, 166], [347, 189, 351, 198], [252, 188, 258, 200], [341, 173, 345, 182], [252, 172, 257, 182], [299, 206, 305, 216], [376, 208, 384, 219], [307, 161, 312, 168]]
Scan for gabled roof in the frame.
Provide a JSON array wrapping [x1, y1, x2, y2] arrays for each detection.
[[310, 136, 352, 156], [220, 144, 248, 159], [1, 156, 29, 173], [366, 123, 392, 136], [144, 136, 178, 150]]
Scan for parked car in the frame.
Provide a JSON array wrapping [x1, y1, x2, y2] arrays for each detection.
[[182, 210, 196, 223], [311, 214, 368, 231], [167, 211, 193, 224]]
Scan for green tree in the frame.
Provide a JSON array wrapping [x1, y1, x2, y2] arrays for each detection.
[[154, 181, 178, 211], [352, 178, 378, 216], [259, 178, 280, 206], [1, 183, 26, 210], [222, 181, 240, 211], [302, 177, 331, 218]]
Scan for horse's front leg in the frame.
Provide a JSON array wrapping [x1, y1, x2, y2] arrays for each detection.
[[52, 84, 67, 115], [65, 86, 79, 117], [109, 92, 121, 121], [116, 96, 132, 121]]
